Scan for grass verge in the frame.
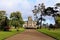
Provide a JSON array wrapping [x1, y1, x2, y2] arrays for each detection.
[[37, 28, 60, 40], [0, 28, 25, 40]]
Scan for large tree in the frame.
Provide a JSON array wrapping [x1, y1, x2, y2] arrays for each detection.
[[10, 11, 24, 29], [44, 7, 59, 29], [32, 3, 46, 29], [0, 11, 9, 31], [54, 3, 60, 28], [0, 11, 6, 30]]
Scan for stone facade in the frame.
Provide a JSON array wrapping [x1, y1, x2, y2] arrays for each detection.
[[23, 16, 37, 28]]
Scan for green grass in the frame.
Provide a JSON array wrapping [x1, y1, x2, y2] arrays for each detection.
[[0, 28, 25, 40], [37, 28, 60, 40]]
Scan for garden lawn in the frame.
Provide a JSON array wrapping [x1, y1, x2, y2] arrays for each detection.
[[37, 28, 60, 40], [0, 28, 25, 40]]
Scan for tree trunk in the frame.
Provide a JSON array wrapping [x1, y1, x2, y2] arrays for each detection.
[[53, 16, 56, 29], [40, 14, 42, 29]]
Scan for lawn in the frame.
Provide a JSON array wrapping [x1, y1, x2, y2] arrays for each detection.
[[37, 28, 60, 40], [0, 28, 25, 40]]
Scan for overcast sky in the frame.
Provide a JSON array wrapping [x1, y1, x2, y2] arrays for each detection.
[[0, 0, 60, 24]]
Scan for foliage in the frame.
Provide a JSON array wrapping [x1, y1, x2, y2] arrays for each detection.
[[10, 11, 24, 29], [44, 7, 60, 28], [55, 16, 60, 28], [0, 11, 9, 31], [56, 3, 60, 7], [32, 3, 59, 29], [56, 16, 60, 21]]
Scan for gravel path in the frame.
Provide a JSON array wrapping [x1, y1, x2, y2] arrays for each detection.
[[5, 29, 55, 40]]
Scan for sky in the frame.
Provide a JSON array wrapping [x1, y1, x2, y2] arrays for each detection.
[[0, 0, 60, 25]]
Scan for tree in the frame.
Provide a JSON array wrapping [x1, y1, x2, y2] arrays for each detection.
[[32, 3, 60, 29], [0, 11, 6, 30], [0, 11, 9, 31], [32, 3, 45, 29], [56, 3, 60, 7], [44, 7, 59, 29], [10, 11, 24, 29], [4, 17, 10, 31], [54, 3, 60, 28], [55, 16, 60, 28]]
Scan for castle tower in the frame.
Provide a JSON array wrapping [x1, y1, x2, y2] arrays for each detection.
[[28, 16, 33, 28], [23, 16, 37, 28]]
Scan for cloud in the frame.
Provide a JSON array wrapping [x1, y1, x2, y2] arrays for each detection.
[[36, 0, 57, 7], [0, 0, 17, 8], [0, 0, 32, 19], [0, 0, 60, 22]]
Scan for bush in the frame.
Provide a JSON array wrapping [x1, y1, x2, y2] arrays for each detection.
[[48, 24, 55, 30], [4, 26, 10, 31]]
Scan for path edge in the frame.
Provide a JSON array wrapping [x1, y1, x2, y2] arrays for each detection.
[[3, 30, 25, 40], [36, 29, 58, 40]]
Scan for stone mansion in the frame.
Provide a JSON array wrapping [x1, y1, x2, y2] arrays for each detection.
[[23, 16, 37, 28]]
